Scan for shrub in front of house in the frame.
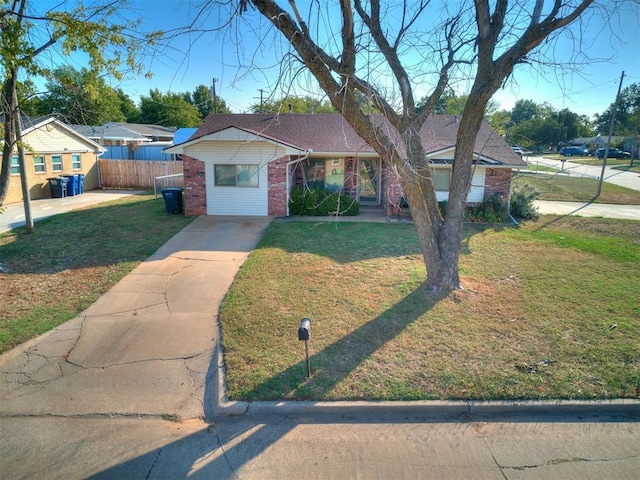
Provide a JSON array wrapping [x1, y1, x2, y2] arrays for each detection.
[[289, 187, 360, 216], [465, 194, 510, 223], [510, 183, 540, 220]]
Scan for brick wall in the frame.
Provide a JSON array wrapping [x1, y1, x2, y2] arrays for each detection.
[[183, 155, 207, 216], [483, 168, 512, 199], [268, 156, 289, 216]]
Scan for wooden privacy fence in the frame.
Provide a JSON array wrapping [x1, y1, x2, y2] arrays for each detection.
[[98, 159, 183, 189]]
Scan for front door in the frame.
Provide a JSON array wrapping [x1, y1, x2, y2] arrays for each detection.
[[358, 158, 380, 205]]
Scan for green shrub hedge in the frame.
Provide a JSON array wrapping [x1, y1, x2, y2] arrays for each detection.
[[510, 183, 540, 220], [466, 193, 510, 223], [289, 187, 360, 216]]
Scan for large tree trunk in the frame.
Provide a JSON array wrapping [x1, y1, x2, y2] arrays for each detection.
[[394, 126, 465, 291], [242, 0, 594, 292]]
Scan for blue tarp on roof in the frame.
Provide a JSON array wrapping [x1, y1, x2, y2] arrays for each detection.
[[173, 128, 198, 145]]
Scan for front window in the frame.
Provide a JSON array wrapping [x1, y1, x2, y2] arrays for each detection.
[[306, 159, 344, 191], [34, 155, 45, 173], [214, 164, 259, 187], [52, 154, 63, 172], [72, 154, 82, 170], [11, 155, 20, 175], [432, 168, 451, 191]]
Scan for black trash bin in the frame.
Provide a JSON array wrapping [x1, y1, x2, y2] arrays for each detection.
[[48, 177, 66, 198], [161, 187, 183, 214]]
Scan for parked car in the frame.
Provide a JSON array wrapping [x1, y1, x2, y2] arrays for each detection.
[[511, 146, 523, 157], [595, 148, 631, 159], [561, 146, 588, 156]]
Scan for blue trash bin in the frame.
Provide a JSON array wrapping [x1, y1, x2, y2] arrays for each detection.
[[77, 174, 85, 194], [62, 174, 79, 196], [161, 188, 184, 215]]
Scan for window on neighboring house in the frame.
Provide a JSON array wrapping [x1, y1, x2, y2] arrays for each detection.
[[52, 154, 63, 172], [214, 164, 259, 187], [432, 168, 451, 191], [72, 154, 82, 170], [11, 155, 20, 175], [34, 155, 45, 173]]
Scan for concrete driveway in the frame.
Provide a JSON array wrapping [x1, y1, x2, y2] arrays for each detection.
[[0, 215, 272, 419]]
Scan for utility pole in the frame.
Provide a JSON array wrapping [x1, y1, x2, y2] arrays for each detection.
[[633, 98, 639, 168], [596, 71, 625, 198], [255, 89, 267, 112]]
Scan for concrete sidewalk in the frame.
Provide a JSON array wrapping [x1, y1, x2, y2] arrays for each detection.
[[535, 200, 640, 220], [0, 215, 272, 419]]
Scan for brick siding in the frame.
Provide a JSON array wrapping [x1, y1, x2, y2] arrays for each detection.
[[183, 155, 207, 216], [268, 156, 289, 216], [483, 168, 512, 199]]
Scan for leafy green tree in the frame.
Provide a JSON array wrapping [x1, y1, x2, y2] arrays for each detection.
[[251, 95, 336, 114], [116, 88, 140, 122], [419, 91, 500, 122], [507, 101, 592, 147], [488, 109, 511, 137], [16, 79, 45, 116], [594, 83, 639, 136], [0, 0, 150, 205], [509, 117, 564, 151], [434, 92, 467, 115], [553, 108, 593, 140], [139, 88, 202, 127], [185, 84, 232, 118], [39, 66, 126, 124], [510, 99, 541, 124]]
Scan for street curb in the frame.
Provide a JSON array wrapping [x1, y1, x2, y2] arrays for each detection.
[[213, 340, 639, 419]]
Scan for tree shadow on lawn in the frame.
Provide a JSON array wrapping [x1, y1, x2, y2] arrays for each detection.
[[232, 281, 447, 401]]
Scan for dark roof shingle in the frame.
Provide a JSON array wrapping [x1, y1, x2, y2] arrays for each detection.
[[193, 113, 525, 166]]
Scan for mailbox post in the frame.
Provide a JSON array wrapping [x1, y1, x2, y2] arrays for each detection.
[[298, 318, 311, 377]]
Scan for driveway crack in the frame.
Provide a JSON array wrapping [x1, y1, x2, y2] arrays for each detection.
[[144, 447, 163, 480]]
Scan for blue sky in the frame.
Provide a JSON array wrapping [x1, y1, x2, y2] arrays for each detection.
[[34, 0, 640, 118]]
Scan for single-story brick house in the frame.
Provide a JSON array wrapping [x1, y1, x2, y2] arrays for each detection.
[[1, 116, 105, 204], [165, 113, 526, 217]]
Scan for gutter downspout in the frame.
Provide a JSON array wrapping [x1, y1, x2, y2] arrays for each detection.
[[285, 149, 312, 216]]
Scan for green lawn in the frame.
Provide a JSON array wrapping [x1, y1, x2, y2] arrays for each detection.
[[220, 219, 640, 402], [513, 171, 640, 204]]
